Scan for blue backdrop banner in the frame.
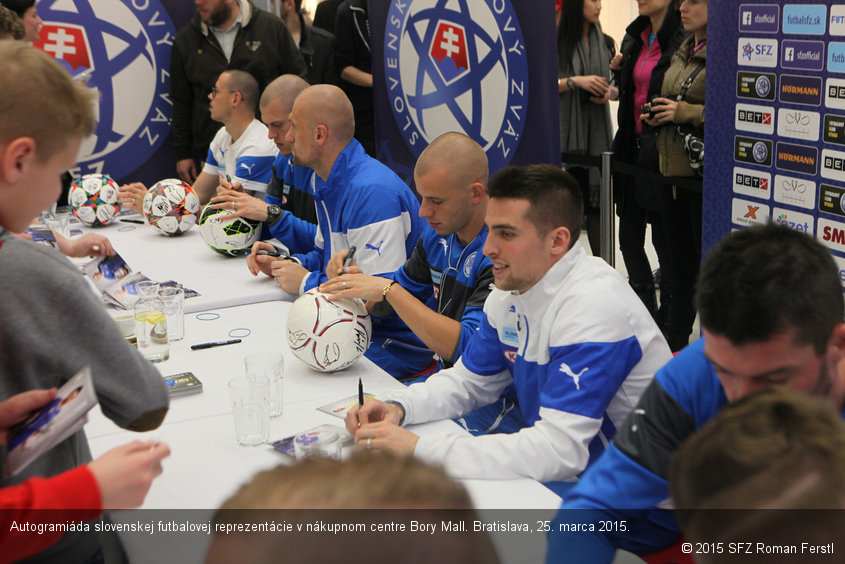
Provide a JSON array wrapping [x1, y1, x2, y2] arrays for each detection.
[[706, 0, 845, 285], [369, 0, 560, 187]]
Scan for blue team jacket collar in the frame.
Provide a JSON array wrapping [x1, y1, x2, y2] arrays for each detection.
[[320, 138, 366, 198]]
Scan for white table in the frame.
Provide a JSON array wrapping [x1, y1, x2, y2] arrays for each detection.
[[77, 225, 562, 564]]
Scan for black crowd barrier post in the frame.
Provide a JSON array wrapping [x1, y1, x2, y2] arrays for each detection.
[[600, 151, 615, 268]]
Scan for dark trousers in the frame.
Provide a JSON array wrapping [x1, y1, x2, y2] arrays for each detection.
[[660, 183, 702, 351]]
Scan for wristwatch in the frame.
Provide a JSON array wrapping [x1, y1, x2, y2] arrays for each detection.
[[265, 204, 283, 223], [566, 77, 576, 91]]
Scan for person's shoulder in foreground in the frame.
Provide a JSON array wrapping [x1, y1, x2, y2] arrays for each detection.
[[547, 222, 845, 563]]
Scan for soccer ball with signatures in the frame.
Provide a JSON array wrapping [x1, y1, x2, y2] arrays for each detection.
[[68, 174, 120, 226], [197, 203, 261, 256], [287, 290, 372, 372], [142, 178, 200, 236]]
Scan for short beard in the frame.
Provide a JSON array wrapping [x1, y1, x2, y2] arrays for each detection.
[[205, 3, 232, 28]]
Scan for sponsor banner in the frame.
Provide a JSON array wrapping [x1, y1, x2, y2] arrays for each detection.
[[782, 4, 827, 35], [772, 206, 814, 234], [832, 5, 845, 36], [828, 42, 845, 73], [739, 4, 779, 33], [735, 103, 775, 134], [832, 255, 845, 289], [731, 198, 770, 227], [738, 37, 778, 68], [777, 108, 820, 141], [737, 71, 776, 100], [818, 216, 845, 253], [779, 74, 823, 105], [733, 166, 772, 199], [780, 40, 824, 71], [819, 183, 845, 217], [735, 135, 773, 166], [826, 78, 845, 110], [774, 174, 816, 210], [824, 114, 845, 146], [775, 141, 818, 175], [822, 147, 845, 182], [372, 0, 559, 185]]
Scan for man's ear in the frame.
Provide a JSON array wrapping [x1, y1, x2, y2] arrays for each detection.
[[314, 124, 328, 146], [0, 138, 36, 184], [468, 181, 486, 204], [549, 225, 571, 256]]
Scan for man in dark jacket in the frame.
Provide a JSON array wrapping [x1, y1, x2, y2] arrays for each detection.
[[279, 0, 338, 86], [170, 0, 307, 184]]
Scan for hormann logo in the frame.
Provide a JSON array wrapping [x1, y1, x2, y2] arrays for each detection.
[[739, 4, 779, 33], [779, 74, 822, 106], [776, 141, 818, 175], [774, 174, 815, 210], [733, 166, 771, 199], [819, 216, 845, 253], [823, 148, 845, 182], [735, 103, 774, 134], [782, 5, 827, 35]]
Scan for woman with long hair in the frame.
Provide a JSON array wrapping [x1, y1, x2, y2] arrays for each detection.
[[557, 0, 615, 256], [643, 0, 706, 351], [611, 0, 686, 326]]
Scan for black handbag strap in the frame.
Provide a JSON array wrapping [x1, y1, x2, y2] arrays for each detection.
[[675, 63, 704, 102]]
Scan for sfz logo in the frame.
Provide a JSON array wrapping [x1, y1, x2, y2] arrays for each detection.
[[34, 0, 175, 180], [384, 0, 529, 172]]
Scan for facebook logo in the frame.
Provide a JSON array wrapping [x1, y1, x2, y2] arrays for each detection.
[[743, 11, 752, 26], [785, 47, 794, 62]]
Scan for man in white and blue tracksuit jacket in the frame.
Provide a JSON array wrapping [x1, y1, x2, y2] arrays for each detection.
[[345, 165, 671, 494], [546, 223, 845, 563], [264, 84, 425, 378]]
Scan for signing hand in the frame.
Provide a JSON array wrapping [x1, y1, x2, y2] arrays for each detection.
[[118, 183, 148, 215], [246, 241, 281, 277], [271, 259, 308, 294], [326, 248, 361, 279], [344, 398, 403, 433], [210, 186, 268, 222]]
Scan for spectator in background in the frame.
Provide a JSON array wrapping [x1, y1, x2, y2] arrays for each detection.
[[278, 0, 339, 86], [334, 0, 376, 156], [207, 452, 499, 564], [610, 0, 685, 331], [557, 0, 616, 256], [313, 0, 344, 35], [0, 0, 40, 42], [643, 0, 706, 352], [0, 4, 23, 39], [170, 0, 307, 184]]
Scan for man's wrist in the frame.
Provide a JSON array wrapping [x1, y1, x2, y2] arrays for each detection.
[[385, 400, 406, 426]]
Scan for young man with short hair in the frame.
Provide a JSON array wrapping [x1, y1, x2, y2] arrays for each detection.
[[345, 165, 670, 490]]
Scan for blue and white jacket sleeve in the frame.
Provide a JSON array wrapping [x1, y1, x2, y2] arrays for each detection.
[[547, 340, 722, 562]]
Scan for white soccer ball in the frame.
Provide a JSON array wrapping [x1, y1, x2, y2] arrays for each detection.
[[143, 178, 200, 236], [197, 203, 261, 256], [287, 290, 372, 372], [68, 174, 120, 226]]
